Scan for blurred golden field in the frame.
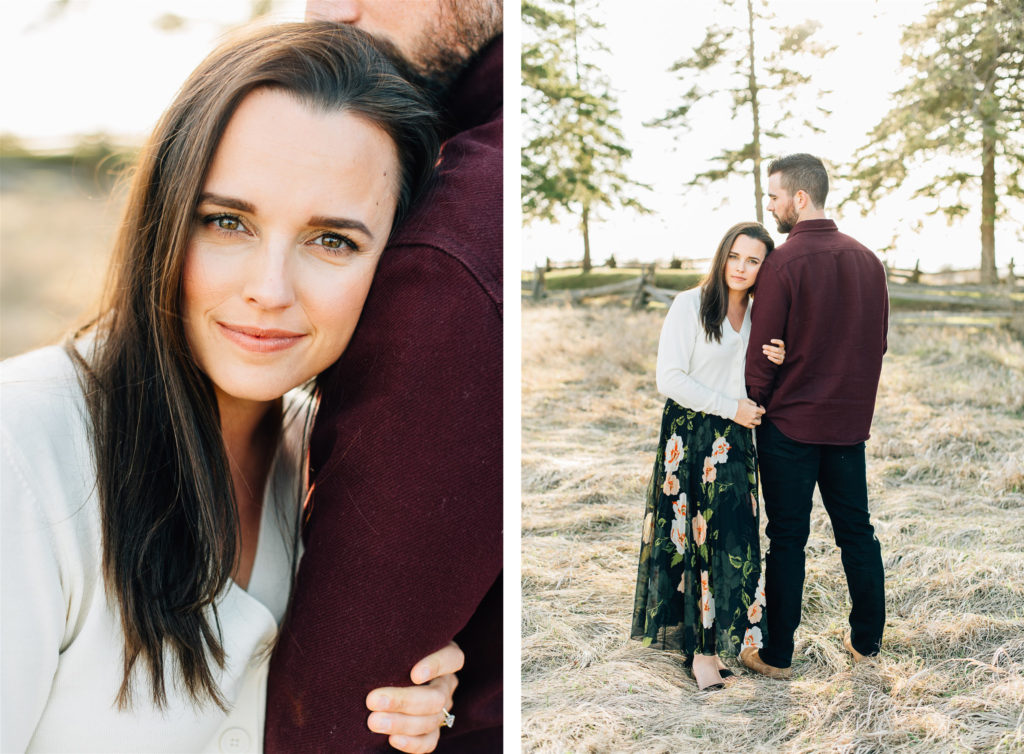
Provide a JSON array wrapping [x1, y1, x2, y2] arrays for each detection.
[[1, 159, 125, 359], [522, 302, 1024, 752]]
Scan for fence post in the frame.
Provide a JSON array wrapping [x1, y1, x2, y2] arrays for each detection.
[[631, 264, 654, 310], [532, 265, 545, 300]]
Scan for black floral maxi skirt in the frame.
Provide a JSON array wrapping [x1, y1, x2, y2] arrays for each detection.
[[631, 399, 768, 658]]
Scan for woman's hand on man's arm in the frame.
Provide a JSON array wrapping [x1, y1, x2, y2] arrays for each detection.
[[366, 641, 463, 753], [762, 338, 785, 365]]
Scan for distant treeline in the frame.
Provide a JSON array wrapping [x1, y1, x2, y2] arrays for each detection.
[[1, 134, 138, 191]]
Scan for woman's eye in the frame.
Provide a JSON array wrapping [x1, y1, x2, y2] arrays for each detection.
[[313, 232, 356, 253], [203, 214, 246, 233]]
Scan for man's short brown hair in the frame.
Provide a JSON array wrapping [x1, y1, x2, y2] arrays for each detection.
[[768, 153, 829, 208]]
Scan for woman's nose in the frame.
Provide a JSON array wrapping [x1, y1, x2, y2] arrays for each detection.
[[242, 239, 295, 310]]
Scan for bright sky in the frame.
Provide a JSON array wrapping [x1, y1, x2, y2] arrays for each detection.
[[522, 0, 1023, 273], [0, 0, 305, 145]]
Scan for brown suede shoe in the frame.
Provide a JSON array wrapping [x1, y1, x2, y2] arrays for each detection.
[[739, 647, 792, 679], [843, 633, 868, 664]]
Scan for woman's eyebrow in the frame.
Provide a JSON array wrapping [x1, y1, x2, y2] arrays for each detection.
[[309, 215, 374, 241], [197, 192, 255, 213]]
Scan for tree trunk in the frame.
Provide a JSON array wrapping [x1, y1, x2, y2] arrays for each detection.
[[571, 0, 593, 274], [978, 0, 997, 285], [746, 0, 764, 224], [581, 203, 592, 273], [980, 128, 997, 284]]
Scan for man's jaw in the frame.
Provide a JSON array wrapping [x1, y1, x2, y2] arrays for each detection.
[[366, 32, 470, 103]]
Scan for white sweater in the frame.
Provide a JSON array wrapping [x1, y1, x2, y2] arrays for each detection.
[[656, 287, 751, 422], [1, 346, 305, 753]]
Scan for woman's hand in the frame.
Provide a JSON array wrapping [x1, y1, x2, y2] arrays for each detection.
[[366, 641, 463, 753], [734, 398, 766, 429], [762, 338, 785, 365]]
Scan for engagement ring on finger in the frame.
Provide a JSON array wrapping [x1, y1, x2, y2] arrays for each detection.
[[441, 708, 455, 729]]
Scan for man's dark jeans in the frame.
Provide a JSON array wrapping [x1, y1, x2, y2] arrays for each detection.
[[756, 419, 885, 668]]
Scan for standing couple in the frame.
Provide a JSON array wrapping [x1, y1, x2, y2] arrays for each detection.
[[2, 2, 501, 753], [632, 154, 889, 690]]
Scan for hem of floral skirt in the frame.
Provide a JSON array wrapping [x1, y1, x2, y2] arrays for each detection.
[[629, 631, 745, 660]]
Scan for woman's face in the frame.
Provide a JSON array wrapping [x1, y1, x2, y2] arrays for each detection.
[[724, 234, 768, 293], [183, 88, 400, 408]]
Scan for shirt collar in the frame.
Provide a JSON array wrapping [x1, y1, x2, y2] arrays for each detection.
[[443, 35, 503, 136], [788, 218, 838, 237]]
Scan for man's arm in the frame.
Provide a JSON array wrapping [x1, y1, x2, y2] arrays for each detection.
[[882, 273, 890, 355], [745, 261, 789, 407], [265, 247, 502, 753]]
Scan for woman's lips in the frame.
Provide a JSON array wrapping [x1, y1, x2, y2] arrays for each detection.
[[217, 322, 306, 353]]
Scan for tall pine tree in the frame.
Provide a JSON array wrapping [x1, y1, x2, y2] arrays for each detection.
[[845, 0, 1023, 284], [522, 0, 649, 272], [648, 0, 832, 224]]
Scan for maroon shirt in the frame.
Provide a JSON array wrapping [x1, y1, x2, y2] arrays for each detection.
[[745, 219, 888, 445], [265, 37, 503, 752]]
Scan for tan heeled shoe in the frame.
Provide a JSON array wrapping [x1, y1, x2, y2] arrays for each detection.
[[739, 647, 792, 679], [844, 632, 872, 664], [691, 662, 725, 691]]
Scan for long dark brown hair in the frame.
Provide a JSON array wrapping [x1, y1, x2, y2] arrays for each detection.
[[71, 22, 438, 710], [699, 222, 775, 343]]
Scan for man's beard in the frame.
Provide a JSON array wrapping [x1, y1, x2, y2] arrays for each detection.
[[374, 0, 500, 101], [774, 207, 799, 234]]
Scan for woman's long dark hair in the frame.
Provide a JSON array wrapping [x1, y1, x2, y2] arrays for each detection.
[[698, 222, 775, 343], [71, 22, 438, 710]]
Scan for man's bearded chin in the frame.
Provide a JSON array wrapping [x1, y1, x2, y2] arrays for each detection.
[[775, 208, 799, 234]]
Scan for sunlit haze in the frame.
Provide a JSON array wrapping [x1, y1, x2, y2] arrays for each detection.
[[0, 1, 305, 146]]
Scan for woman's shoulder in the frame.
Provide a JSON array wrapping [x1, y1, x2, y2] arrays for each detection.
[[1, 345, 99, 598], [1, 344, 94, 505], [664, 286, 703, 325], [670, 286, 702, 309], [1, 345, 86, 427], [1, 343, 78, 378]]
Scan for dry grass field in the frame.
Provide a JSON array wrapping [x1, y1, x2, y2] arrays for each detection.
[[1, 161, 124, 359], [522, 301, 1024, 753]]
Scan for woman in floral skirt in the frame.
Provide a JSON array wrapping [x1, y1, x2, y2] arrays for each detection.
[[631, 221, 785, 691]]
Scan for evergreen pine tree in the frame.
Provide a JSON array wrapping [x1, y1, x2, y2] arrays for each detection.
[[522, 0, 649, 272], [648, 0, 832, 224], [845, 0, 1023, 284]]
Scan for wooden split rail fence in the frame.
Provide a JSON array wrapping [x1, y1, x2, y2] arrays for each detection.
[[531, 264, 698, 310], [529, 264, 1022, 323]]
